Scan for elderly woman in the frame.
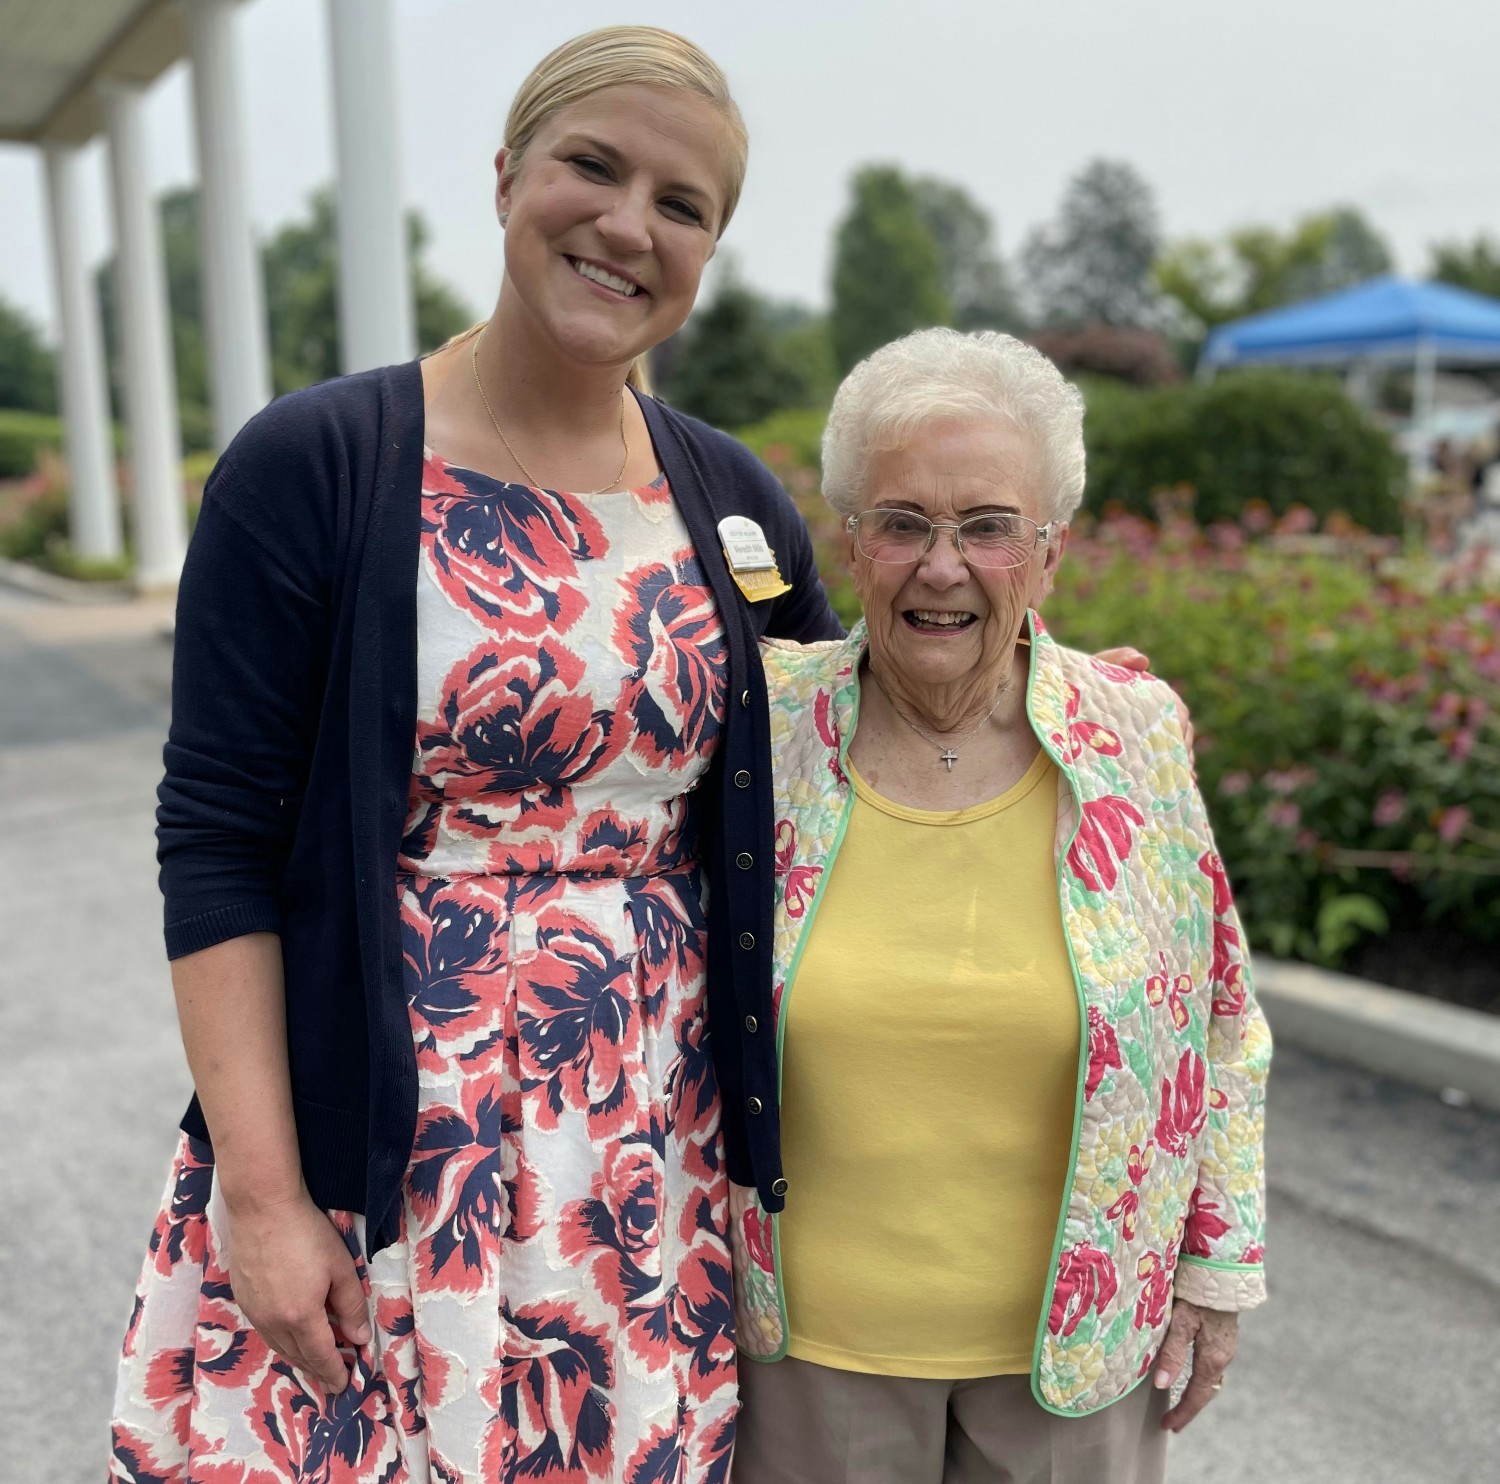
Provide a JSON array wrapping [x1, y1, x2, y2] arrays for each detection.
[[726, 329, 1271, 1483]]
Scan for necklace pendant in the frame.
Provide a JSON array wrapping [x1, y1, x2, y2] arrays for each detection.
[[940, 748, 959, 771]]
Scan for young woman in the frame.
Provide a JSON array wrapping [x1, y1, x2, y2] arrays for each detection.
[[109, 27, 838, 1484]]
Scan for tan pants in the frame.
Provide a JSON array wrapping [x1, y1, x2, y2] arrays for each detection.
[[734, 1354, 1170, 1484]]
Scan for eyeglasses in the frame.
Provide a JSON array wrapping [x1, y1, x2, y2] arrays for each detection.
[[846, 508, 1052, 570]]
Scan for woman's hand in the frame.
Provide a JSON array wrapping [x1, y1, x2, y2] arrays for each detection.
[[1153, 1299, 1238, 1431], [1096, 646, 1196, 756], [225, 1187, 371, 1395]]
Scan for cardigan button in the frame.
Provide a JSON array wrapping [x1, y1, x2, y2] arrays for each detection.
[[733, 769, 751, 788], [741, 689, 751, 708], [771, 1178, 789, 1197], [747, 1096, 764, 1115], [744, 1015, 759, 1034], [738, 931, 755, 950], [736, 852, 754, 870]]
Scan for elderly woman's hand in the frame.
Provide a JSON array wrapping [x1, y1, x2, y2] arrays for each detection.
[[1097, 647, 1195, 757], [1154, 1300, 1239, 1431]]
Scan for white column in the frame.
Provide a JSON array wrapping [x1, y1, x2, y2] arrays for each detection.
[[102, 80, 189, 588], [42, 144, 123, 562], [188, 0, 271, 449], [325, 0, 414, 372]]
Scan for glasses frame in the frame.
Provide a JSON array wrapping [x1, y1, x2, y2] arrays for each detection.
[[845, 508, 1053, 570]]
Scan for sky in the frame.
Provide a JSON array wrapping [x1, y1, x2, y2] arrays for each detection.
[[2, 0, 1498, 340]]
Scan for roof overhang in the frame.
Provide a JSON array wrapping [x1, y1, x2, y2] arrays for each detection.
[[0, 0, 186, 147]]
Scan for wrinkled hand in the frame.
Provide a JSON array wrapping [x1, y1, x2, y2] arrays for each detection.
[[1154, 1300, 1238, 1431], [1096, 646, 1196, 756], [225, 1187, 370, 1395]]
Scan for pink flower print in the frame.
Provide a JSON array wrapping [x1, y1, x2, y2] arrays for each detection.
[[1049, 1242, 1119, 1337], [1146, 955, 1192, 1032], [1154, 1049, 1208, 1158], [1127, 1142, 1154, 1187], [1067, 795, 1145, 893], [742, 1207, 775, 1275], [1089, 655, 1143, 685], [1085, 1006, 1123, 1098], [1183, 1187, 1234, 1259], [421, 454, 607, 636], [1133, 1250, 1175, 1330], [1106, 1189, 1140, 1241], [774, 819, 821, 919], [1051, 683, 1124, 763]]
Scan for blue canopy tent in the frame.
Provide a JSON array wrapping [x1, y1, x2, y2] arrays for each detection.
[[1200, 277, 1500, 486]]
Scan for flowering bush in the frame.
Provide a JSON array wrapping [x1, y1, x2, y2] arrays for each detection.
[[1044, 508, 1500, 981]]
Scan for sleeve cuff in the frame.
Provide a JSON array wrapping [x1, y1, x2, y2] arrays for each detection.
[[164, 900, 282, 959], [1174, 1257, 1267, 1311]]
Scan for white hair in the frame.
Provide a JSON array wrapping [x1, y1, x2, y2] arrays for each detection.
[[820, 328, 1087, 523]]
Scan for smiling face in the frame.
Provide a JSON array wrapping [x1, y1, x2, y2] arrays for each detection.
[[850, 417, 1067, 713], [495, 83, 729, 371]]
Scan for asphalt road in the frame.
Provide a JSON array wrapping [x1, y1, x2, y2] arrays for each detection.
[[2, 584, 1497, 1484]]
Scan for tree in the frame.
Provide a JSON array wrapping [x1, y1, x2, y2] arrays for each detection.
[[911, 176, 1022, 332], [1157, 206, 1394, 334], [0, 293, 57, 413], [663, 261, 813, 430], [1021, 160, 1163, 329], [263, 187, 473, 394], [1429, 234, 1500, 301], [830, 165, 951, 373]]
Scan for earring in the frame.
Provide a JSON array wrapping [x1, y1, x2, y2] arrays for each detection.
[[498, 211, 509, 228]]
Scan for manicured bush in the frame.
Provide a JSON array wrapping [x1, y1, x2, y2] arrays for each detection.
[[1082, 371, 1404, 533], [1045, 511, 1498, 984], [0, 410, 65, 478]]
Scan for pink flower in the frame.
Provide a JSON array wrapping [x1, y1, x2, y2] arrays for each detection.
[[1182, 1187, 1234, 1258], [1133, 1250, 1175, 1331], [1218, 771, 1251, 797], [1048, 1242, 1119, 1338], [1154, 1049, 1208, 1158], [1373, 791, 1406, 827], [1266, 800, 1301, 830], [1438, 805, 1471, 846], [1085, 1007, 1123, 1098], [1067, 795, 1146, 893]]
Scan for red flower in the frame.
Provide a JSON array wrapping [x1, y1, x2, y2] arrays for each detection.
[[1133, 1250, 1175, 1330], [1089, 656, 1144, 685], [1067, 795, 1145, 893], [1127, 1142, 1153, 1187], [774, 819, 821, 920], [1106, 1189, 1139, 1241], [1146, 955, 1192, 1032], [1052, 683, 1124, 763], [742, 1207, 775, 1274], [1085, 1007, 1123, 1098], [1183, 1187, 1234, 1258], [1048, 1242, 1119, 1337], [1155, 1049, 1208, 1158]]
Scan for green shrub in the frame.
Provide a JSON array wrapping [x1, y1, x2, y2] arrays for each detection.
[[0, 410, 65, 478], [1083, 371, 1404, 532], [1045, 513, 1498, 969]]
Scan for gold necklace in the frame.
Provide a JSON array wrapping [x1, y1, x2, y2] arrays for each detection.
[[470, 328, 629, 495], [875, 672, 1004, 772]]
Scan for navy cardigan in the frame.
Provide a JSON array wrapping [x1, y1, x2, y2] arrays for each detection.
[[158, 361, 842, 1251]]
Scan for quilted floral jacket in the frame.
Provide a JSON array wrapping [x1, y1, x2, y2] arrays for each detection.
[[729, 614, 1271, 1416]]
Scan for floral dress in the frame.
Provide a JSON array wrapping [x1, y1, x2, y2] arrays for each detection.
[[110, 455, 738, 1484]]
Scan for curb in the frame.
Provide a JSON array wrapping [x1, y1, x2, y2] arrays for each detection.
[[0, 556, 133, 604], [1254, 958, 1500, 1113]]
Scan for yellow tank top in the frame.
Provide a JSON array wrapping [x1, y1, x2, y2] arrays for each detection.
[[778, 748, 1081, 1378]]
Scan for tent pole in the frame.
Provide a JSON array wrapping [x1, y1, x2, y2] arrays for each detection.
[[1409, 338, 1437, 499]]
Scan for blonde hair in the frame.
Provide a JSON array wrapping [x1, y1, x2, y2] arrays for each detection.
[[455, 27, 748, 392]]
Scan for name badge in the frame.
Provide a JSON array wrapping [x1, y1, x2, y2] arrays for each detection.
[[718, 516, 791, 602]]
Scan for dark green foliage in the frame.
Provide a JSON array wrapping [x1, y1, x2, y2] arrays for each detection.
[[1021, 160, 1163, 329], [830, 166, 951, 373], [1082, 371, 1404, 532], [663, 266, 816, 430], [911, 176, 1022, 332], [0, 295, 58, 414], [1429, 234, 1500, 301], [0, 410, 65, 478]]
